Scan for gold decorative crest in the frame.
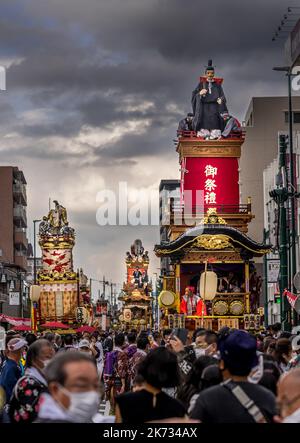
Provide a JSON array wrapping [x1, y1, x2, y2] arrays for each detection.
[[193, 234, 232, 250], [202, 208, 227, 225], [39, 236, 75, 250], [38, 270, 77, 282]]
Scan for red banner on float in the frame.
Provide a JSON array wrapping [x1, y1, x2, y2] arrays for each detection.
[[183, 157, 239, 209]]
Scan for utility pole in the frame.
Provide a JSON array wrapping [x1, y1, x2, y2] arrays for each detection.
[[33, 219, 41, 285], [110, 282, 116, 317], [103, 275, 106, 300], [287, 73, 298, 326], [273, 65, 298, 326], [263, 229, 269, 327], [269, 134, 291, 331]]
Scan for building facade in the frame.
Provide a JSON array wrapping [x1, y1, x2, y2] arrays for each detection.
[[263, 132, 300, 325], [159, 179, 180, 275], [0, 166, 29, 317], [241, 96, 300, 244]]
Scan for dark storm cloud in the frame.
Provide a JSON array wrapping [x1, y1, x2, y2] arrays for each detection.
[[0, 0, 290, 153], [16, 117, 82, 138]]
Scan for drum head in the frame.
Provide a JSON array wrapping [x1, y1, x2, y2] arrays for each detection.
[[160, 290, 175, 307]]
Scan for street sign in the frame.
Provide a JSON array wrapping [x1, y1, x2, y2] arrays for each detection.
[[267, 260, 280, 283], [9, 292, 20, 306]]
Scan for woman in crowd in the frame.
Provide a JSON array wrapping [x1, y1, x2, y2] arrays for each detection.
[[8, 339, 54, 423], [273, 338, 293, 372], [114, 347, 186, 423], [258, 355, 281, 395]]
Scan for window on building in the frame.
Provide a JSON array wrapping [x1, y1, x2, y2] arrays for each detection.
[[284, 111, 300, 124]]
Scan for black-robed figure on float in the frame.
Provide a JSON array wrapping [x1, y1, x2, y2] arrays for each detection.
[[192, 60, 228, 139]]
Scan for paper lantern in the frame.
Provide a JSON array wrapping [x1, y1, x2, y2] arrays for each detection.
[[29, 285, 41, 303], [199, 271, 218, 301], [75, 307, 89, 324]]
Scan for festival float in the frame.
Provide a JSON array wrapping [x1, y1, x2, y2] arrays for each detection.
[[119, 240, 152, 331], [34, 201, 93, 332], [155, 60, 269, 332]]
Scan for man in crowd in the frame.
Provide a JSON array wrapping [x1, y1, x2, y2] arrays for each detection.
[[271, 323, 282, 339], [36, 352, 101, 423], [103, 331, 113, 355], [202, 330, 219, 359], [59, 334, 76, 352], [91, 332, 104, 378], [128, 334, 149, 389], [190, 330, 276, 422], [0, 337, 27, 404], [160, 329, 172, 347], [276, 368, 300, 423], [125, 332, 137, 359], [103, 333, 128, 413]]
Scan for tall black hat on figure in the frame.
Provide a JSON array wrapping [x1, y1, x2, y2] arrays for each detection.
[[205, 59, 215, 72]]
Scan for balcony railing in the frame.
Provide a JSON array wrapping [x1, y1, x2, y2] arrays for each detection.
[[14, 229, 28, 250], [160, 201, 252, 228], [171, 203, 251, 215], [13, 183, 27, 205], [14, 254, 28, 271], [13, 205, 27, 227]]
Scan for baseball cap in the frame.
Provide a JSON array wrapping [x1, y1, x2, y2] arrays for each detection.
[[78, 339, 91, 349], [7, 337, 27, 352], [218, 330, 258, 375]]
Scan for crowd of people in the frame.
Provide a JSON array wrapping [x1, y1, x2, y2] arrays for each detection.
[[1, 322, 300, 423]]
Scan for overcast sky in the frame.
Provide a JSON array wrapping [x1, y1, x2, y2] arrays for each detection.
[[0, 0, 297, 296]]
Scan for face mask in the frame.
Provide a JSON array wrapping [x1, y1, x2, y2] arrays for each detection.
[[42, 359, 51, 368], [60, 386, 100, 422], [195, 348, 205, 358]]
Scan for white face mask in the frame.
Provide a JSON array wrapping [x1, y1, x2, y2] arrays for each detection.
[[60, 386, 100, 422], [195, 348, 206, 358], [42, 359, 51, 368]]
